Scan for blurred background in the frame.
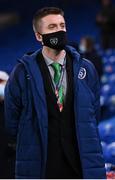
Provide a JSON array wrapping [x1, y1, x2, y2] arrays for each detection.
[[0, 0, 115, 178]]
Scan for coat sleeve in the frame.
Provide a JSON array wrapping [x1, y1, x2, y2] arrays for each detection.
[[84, 59, 101, 124], [4, 63, 26, 138], [92, 70, 100, 124]]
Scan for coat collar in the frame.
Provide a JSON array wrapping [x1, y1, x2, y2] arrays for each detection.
[[18, 46, 82, 108]]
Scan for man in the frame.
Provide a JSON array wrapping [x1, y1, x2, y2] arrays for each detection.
[[0, 71, 10, 178], [79, 36, 103, 79], [4, 7, 106, 179], [96, 0, 115, 49]]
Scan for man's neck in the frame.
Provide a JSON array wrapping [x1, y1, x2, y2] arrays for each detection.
[[42, 46, 66, 62]]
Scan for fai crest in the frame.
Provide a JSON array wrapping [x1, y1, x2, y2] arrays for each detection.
[[78, 67, 86, 79], [50, 38, 58, 45]]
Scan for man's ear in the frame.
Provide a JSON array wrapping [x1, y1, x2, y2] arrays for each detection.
[[35, 32, 42, 42]]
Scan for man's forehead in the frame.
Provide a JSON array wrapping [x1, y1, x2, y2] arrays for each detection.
[[41, 14, 65, 24]]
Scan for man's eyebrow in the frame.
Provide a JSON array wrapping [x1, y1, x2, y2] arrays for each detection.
[[48, 22, 65, 26], [60, 22, 65, 24], [48, 23, 57, 27], [61, 23, 66, 26]]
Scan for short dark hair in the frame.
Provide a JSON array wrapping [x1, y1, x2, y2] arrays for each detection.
[[32, 7, 64, 32]]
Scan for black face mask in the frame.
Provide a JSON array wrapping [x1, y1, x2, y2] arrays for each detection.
[[40, 30, 67, 50]]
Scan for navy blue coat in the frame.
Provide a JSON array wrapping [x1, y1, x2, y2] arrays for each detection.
[[4, 46, 106, 179]]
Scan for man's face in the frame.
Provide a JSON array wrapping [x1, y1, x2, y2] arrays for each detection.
[[102, 0, 111, 7], [35, 14, 66, 42]]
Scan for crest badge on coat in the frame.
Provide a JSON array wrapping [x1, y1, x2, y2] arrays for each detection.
[[78, 67, 86, 79]]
